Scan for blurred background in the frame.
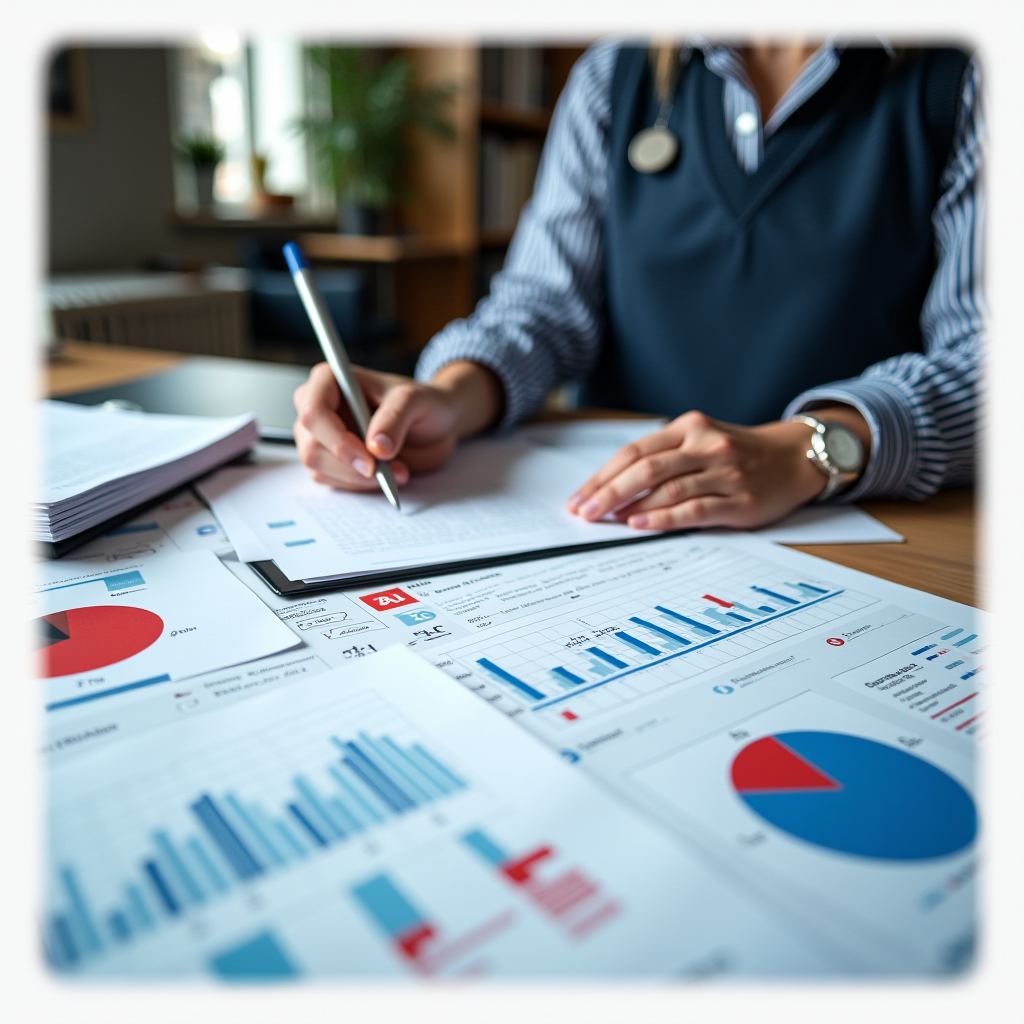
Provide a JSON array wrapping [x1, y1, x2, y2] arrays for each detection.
[[46, 39, 588, 377]]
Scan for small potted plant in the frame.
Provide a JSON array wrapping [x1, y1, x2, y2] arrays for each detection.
[[177, 133, 226, 210], [294, 47, 457, 235]]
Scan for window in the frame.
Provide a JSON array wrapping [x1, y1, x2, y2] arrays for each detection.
[[172, 33, 326, 212]]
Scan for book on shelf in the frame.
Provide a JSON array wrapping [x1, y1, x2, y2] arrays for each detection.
[[480, 46, 546, 110], [479, 132, 543, 231]]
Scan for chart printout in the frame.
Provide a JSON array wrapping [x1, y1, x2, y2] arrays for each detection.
[[44, 646, 843, 979], [34, 551, 301, 715], [397, 534, 985, 973]]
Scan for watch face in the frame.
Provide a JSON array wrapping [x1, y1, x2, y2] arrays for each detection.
[[824, 426, 863, 472]]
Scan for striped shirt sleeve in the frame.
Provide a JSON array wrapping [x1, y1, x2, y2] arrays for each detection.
[[415, 42, 617, 429], [783, 55, 985, 502]]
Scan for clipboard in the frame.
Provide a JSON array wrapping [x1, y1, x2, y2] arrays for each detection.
[[246, 532, 672, 596]]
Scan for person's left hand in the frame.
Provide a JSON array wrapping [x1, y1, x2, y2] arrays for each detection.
[[566, 409, 868, 531]]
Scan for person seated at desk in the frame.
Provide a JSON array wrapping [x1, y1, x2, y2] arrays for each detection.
[[293, 38, 983, 531]]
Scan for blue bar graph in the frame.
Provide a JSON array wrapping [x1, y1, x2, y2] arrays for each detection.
[[629, 617, 690, 646], [588, 647, 628, 669], [210, 931, 299, 980], [912, 644, 937, 657], [40, 570, 146, 594], [476, 658, 545, 701], [107, 911, 131, 942], [794, 582, 828, 595], [46, 674, 173, 713], [551, 666, 586, 686], [126, 885, 154, 930], [289, 802, 327, 846], [186, 837, 229, 894], [703, 607, 745, 627], [152, 831, 205, 905], [49, 727, 469, 972], [615, 631, 661, 656], [953, 634, 978, 648], [191, 795, 264, 882], [942, 628, 965, 641], [729, 598, 770, 614], [655, 606, 720, 634], [751, 586, 799, 606], [758, 605, 776, 614], [60, 867, 102, 954], [463, 829, 509, 866], [352, 875, 426, 937], [725, 611, 752, 623], [144, 860, 180, 916]]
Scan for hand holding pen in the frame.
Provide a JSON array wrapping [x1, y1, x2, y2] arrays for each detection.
[[286, 243, 505, 497]]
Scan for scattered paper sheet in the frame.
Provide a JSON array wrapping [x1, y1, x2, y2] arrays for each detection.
[[45, 645, 837, 977], [34, 550, 301, 714]]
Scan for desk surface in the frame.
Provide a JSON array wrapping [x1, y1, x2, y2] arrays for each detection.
[[44, 342, 979, 608]]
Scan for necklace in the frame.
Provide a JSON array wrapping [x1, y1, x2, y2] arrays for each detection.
[[627, 46, 684, 174]]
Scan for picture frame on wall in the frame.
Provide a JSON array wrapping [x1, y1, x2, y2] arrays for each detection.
[[48, 48, 91, 133]]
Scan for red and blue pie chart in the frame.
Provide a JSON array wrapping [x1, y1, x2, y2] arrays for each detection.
[[37, 606, 164, 678], [730, 731, 976, 861]]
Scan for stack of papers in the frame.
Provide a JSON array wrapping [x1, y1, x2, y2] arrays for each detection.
[[35, 401, 258, 546]]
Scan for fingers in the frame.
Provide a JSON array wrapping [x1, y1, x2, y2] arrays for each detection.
[[570, 446, 704, 522], [293, 363, 359, 458], [363, 380, 438, 460], [295, 420, 410, 491], [625, 495, 751, 532], [566, 431, 682, 514]]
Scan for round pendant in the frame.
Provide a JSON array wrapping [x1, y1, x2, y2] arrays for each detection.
[[627, 126, 679, 174]]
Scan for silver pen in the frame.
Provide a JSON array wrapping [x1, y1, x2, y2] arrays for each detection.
[[283, 242, 401, 511]]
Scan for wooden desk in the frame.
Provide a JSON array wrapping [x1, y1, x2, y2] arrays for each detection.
[[46, 341, 183, 397], [44, 343, 978, 607]]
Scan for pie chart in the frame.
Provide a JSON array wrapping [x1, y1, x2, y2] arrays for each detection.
[[38, 606, 164, 678], [731, 731, 976, 861]]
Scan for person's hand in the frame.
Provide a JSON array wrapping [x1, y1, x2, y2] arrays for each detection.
[[293, 360, 504, 490], [566, 407, 871, 531]]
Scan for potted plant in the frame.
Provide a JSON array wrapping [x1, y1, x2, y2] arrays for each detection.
[[177, 133, 226, 210], [294, 47, 457, 235]]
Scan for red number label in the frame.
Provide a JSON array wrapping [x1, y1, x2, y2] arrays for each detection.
[[359, 588, 419, 611]]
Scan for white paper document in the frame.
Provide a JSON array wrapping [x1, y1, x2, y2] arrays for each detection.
[[198, 438, 646, 583], [520, 420, 903, 545], [35, 551, 301, 715], [44, 645, 839, 978], [742, 504, 903, 544], [408, 534, 984, 973], [36, 401, 257, 543]]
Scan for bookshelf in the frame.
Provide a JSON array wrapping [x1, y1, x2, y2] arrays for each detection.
[[299, 43, 588, 356]]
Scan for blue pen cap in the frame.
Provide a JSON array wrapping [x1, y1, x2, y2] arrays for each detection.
[[282, 242, 308, 274]]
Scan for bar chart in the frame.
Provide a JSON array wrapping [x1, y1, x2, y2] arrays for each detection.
[[45, 705, 470, 973], [448, 545, 876, 722], [463, 828, 621, 940], [350, 872, 517, 974]]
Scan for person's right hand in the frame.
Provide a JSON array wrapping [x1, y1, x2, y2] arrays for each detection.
[[292, 360, 504, 491]]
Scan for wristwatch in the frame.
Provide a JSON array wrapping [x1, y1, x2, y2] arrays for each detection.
[[789, 414, 866, 502]]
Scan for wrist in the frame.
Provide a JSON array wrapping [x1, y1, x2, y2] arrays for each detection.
[[431, 360, 505, 439], [767, 420, 831, 503]]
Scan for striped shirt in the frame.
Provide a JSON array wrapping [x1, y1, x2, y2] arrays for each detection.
[[415, 40, 985, 502]]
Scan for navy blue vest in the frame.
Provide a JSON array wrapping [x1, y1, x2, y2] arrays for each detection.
[[584, 47, 968, 423]]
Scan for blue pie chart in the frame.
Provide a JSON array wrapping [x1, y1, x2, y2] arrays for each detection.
[[731, 731, 977, 861]]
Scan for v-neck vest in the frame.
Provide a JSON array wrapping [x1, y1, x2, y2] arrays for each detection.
[[585, 46, 968, 423]]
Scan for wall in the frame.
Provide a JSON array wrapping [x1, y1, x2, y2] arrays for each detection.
[[47, 47, 243, 273]]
